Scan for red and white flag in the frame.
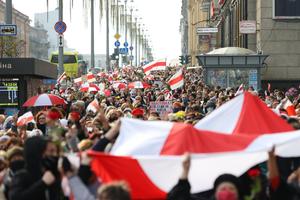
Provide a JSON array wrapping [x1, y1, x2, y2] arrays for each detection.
[[17, 112, 35, 127], [283, 98, 296, 116], [57, 72, 67, 84], [235, 84, 244, 96], [87, 73, 96, 83], [74, 77, 83, 85], [89, 118, 300, 199], [168, 69, 184, 90], [128, 81, 151, 89], [195, 92, 293, 134], [87, 98, 100, 113], [143, 59, 166, 75], [80, 83, 100, 93]]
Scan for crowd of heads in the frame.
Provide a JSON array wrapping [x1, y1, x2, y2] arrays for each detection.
[[0, 66, 299, 199]]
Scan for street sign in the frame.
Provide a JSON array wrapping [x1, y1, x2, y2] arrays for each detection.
[[124, 42, 128, 47], [58, 34, 64, 47], [129, 55, 134, 60], [129, 46, 134, 51], [0, 25, 17, 36], [114, 41, 120, 47], [114, 33, 121, 40], [196, 27, 218, 34], [54, 21, 67, 34], [119, 48, 128, 54], [239, 21, 256, 34]]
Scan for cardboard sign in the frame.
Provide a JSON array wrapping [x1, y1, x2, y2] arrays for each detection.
[[150, 101, 173, 118]]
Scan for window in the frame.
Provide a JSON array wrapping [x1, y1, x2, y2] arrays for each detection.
[[50, 55, 77, 64], [274, 0, 300, 18]]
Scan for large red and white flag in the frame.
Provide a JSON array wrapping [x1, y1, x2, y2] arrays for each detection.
[[17, 111, 35, 127], [168, 69, 184, 90], [57, 72, 67, 84], [87, 98, 100, 113], [195, 92, 293, 134], [143, 59, 166, 75], [283, 98, 296, 116], [89, 118, 300, 199]]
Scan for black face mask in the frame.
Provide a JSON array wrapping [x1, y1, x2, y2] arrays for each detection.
[[9, 160, 25, 173], [42, 156, 59, 172], [173, 108, 181, 113]]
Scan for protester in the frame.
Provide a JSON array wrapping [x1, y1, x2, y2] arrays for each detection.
[[0, 66, 299, 200]]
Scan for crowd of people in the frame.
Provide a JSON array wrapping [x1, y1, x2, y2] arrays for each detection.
[[0, 65, 300, 200]]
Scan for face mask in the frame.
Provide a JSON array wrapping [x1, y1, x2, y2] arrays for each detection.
[[42, 156, 59, 172], [216, 190, 238, 200], [9, 160, 25, 172]]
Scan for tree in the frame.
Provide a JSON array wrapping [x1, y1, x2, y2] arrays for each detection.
[[0, 36, 26, 58]]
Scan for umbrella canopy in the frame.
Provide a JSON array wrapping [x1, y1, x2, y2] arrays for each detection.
[[23, 94, 66, 107], [128, 81, 151, 89]]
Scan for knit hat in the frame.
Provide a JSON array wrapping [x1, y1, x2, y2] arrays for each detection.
[[132, 108, 144, 117], [6, 146, 23, 161], [213, 174, 242, 196], [69, 112, 81, 122]]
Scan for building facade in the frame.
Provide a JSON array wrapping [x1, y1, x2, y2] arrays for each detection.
[[34, 9, 59, 57], [185, 0, 300, 88], [0, 0, 30, 57], [29, 25, 50, 60]]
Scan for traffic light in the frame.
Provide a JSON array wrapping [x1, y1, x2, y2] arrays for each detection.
[[185, 55, 191, 64], [179, 55, 185, 65]]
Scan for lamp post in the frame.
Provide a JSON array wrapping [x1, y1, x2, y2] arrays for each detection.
[[130, 7, 133, 66], [135, 18, 138, 67], [106, 0, 110, 72], [5, 0, 12, 24], [58, 0, 64, 76], [91, 0, 95, 69]]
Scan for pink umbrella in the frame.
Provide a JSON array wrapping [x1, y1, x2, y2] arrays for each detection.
[[128, 81, 151, 89], [23, 94, 66, 107]]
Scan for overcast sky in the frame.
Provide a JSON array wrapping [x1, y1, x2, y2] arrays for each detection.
[[10, 0, 181, 60]]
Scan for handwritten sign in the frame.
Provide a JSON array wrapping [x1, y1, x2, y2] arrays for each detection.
[[150, 101, 173, 118]]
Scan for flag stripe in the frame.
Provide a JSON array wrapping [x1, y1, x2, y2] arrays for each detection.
[[90, 152, 167, 199], [168, 74, 183, 86]]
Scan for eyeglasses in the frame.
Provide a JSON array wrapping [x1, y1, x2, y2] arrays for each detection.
[[39, 117, 46, 120]]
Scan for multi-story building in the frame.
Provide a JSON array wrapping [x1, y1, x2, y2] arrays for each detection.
[[186, 0, 212, 66], [0, 0, 30, 57], [186, 0, 300, 88], [34, 8, 59, 56], [29, 24, 50, 60]]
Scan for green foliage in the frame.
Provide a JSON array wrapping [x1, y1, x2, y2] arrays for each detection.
[[0, 36, 26, 58]]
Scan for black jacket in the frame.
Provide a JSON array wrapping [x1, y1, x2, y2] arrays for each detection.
[[9, 137, 61, 200]]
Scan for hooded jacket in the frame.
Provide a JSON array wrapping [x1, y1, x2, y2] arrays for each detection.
[[9, 136, 61, 200]]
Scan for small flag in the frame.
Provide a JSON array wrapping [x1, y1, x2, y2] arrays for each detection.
[[17, 112, 35, 127], [57, 72, 67, 84], [235, 84, 244, 96], [143, 59, 166, 75], [74, 77, 83, 85], [283, 98, 296, 116], [87, 98, 100, 113], [87, 73, 96, 83], [168, 69, 184, 90]]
